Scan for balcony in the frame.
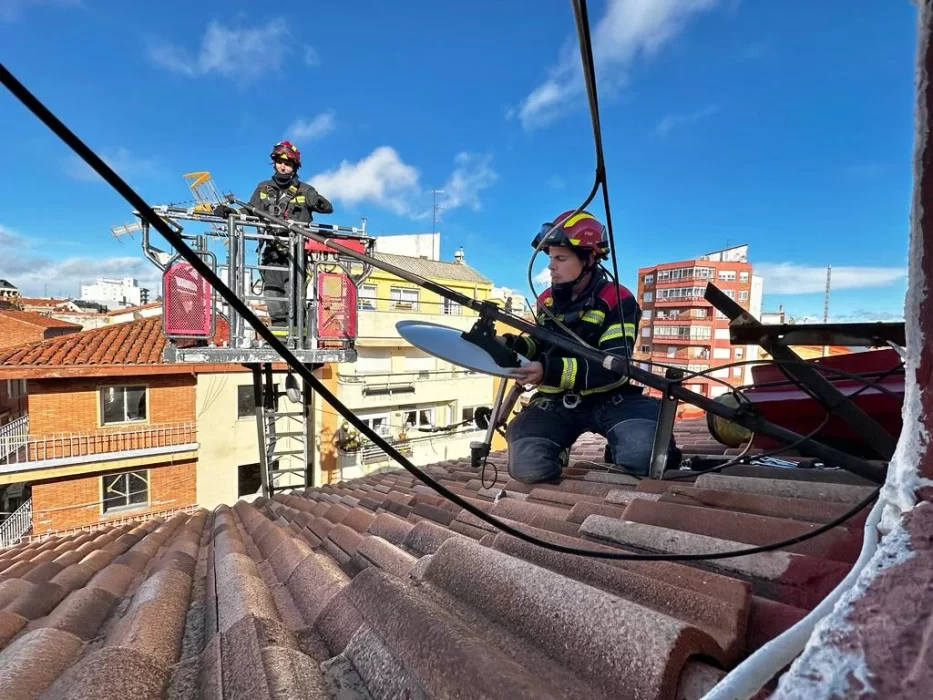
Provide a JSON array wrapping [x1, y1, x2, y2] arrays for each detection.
[[337, 369, 489, 411], [0, 419, 198, 475], [356, 297, 481, 346]]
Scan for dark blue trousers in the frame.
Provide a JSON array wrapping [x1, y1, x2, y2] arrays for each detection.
[[506, 390, 680, 483]]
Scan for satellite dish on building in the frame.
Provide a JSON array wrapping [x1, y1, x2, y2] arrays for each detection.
[[396, 320, 529, 378]]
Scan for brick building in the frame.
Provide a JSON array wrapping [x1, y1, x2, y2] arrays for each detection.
[[0, 310, 82, 350], [635, 244, 763, 398]]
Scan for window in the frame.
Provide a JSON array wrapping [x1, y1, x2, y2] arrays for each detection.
[[642, 292, 653, 303], [643, 274, 654, 285], [6, 380, 26, 398], [237, 463, 262, 497], [358, 285, 377, 310], [237, 384, 279, 419], [712, 367, 730, 379], [443, 296, 462, 315], [713, 347, 731, 359], [718, 270, 736, 282], [666, 346, 677, 358], [724, 290, 735, 299], [739, 271, 749, 282], [642, 327, 651, 338], [653, 325, 711, 340], [734, 347, 744, 359], [693, 309, 707, 318], [404, 407, 435, 430], [714, 328, 731, 340], [390, 287, 419, 310], [642, 310, 652, 321], [738, 290, 749, 302], [461, 406, 487, 430], [100, 385, 147, 425], [639, 345, 651, 354], [102, 470, 149, 513], [716, 310, 729, 320], [359, 413, 390, 436], [733, 366, 744, 377]]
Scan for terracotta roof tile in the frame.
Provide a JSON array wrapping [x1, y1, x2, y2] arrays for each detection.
[[0, 314, 229, 369], [0, 439, 888, 699], [0, 310, 82, 330]]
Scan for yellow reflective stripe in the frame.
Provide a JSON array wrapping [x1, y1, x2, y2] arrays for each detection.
[[580, 376, 630, 396], [524, 337, 537, 356], [537, 385, 562, 393], [259, 192, 268, 199], [581, 310, 605, 325], [561, 358, 578, 390], [600, 324, 625, 343], [294, 195, 306, 203], [624, 322, 636, 338]]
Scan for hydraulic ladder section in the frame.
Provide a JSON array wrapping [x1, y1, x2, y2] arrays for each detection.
[[250, 364, 316, 496]]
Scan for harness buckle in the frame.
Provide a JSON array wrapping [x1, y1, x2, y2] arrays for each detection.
[[562, 393, 582, 410]]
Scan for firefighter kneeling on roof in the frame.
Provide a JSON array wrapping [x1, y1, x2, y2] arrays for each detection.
[[501, 210, 681, 483]]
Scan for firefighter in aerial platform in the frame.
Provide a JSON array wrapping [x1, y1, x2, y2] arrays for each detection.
[[218, 140, 333, 334], [500, 210, 681, 483]]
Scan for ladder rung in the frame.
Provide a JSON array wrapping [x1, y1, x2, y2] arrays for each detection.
[[269, 431, 305, 437], [268, 449, 305, 456]]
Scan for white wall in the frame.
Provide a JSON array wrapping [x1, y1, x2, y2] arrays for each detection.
[[374, 233, 440, 260]]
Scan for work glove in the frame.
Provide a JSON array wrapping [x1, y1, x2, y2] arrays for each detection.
[[212, 203, 236, 218]]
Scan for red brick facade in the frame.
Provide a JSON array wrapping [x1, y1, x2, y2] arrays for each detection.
[[26, 375, 196, 437], [0, 311, 80, 351], [30, 458, 197, 534]]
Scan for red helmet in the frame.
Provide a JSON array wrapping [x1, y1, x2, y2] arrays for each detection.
[[532, 210, 609, 260], [270, 140, 301, 168]]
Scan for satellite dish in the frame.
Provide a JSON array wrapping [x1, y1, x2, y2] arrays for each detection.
[[396, 320, 528, 378]]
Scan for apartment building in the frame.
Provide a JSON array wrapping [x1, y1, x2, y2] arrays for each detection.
[[323, 247, 497, 480], [0, 315, 298, 543], [635, 244, 763, 398]]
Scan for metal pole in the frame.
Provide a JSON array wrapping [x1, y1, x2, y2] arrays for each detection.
[[296, 234, 308, 350], [250, 365, 270, 498], [263, 364, 277, 494]]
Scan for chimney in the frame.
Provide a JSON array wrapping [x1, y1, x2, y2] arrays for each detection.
[[454, 247, 465, 264]]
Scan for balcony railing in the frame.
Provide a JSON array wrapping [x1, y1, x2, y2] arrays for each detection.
[[0, 415, 28, 461], [337, 369, 479, 384], [0, 421, 197, 469]]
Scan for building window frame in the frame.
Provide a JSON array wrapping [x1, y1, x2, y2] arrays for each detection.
[[101, 469, 150, 515], [98, 384, 149, 427]]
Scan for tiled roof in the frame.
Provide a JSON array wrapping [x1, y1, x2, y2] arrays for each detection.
[[105, 302, 162, 317], [0, 425, 878, 699], [374, 252, 492, 284], [0, 310, 83, 330], [0, 316, 167, 367]]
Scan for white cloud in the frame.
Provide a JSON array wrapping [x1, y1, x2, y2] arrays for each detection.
[[532, 267, 552, 288], [756, 263, 907, 294], [0, 0, 80, 22], [655, 103, 720, 136], [309, 146, 422, 215], [62, 148, 160, 183], [148, 18, 301, 82], [515, 0, 721, 130], [0, 228, 159, 297], [434, 153, 499, 217], [309, 148, 498, 219], [286, 110, 336, 142], [303, 45, 321, 67]]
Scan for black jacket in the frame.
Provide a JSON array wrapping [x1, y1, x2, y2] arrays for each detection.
[[505, 271, 641, 397], [246, 178, 333, 225]]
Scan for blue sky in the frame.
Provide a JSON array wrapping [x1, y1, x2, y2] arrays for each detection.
[[0, 0, 918, 320]]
